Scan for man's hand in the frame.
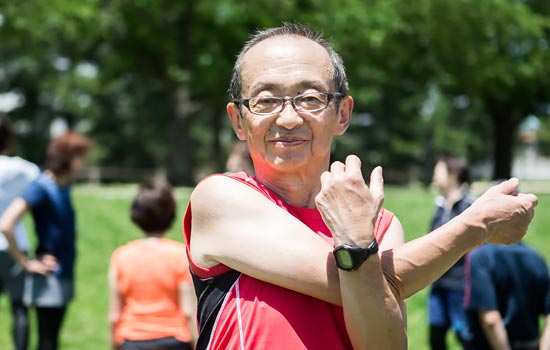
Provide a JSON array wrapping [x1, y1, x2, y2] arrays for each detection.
[[24, 253, 58, 275], [315, 155, 384, 247], [464, 178, 538, 245]]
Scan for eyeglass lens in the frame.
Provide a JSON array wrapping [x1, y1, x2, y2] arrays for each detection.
[[249, 93, 329, 115]]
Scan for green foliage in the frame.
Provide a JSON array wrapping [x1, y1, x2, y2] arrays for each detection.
[[539, 117, 550, 156], [1, 0, 549, 182]]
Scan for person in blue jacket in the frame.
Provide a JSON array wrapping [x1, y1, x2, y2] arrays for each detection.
[[0, 131, 92, 350], [427, 155, 475, 350]]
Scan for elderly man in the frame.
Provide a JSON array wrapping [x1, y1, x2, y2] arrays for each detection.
[[183, 23, 537, 350]]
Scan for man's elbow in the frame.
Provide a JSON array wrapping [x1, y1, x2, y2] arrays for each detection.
[[479, 309, 502, 329], [0, 221, 14, 238]]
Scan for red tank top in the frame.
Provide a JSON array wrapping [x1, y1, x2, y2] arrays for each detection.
[[183, 172, 394, 350]]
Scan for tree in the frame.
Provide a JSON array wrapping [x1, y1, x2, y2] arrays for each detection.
[[2, 0, 548, 183], [0, 0, 103, 164], [310, 0, 549, 181], [423, 0, 550, 179]]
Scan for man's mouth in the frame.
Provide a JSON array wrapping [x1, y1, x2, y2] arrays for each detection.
[[269, 136, 307, 146]]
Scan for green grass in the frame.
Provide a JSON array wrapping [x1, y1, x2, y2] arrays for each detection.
[[0, 184, 548, 349]]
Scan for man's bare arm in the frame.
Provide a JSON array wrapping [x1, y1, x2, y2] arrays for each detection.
[[315, 160, 406, 348], [190, 175, 342, 304], [382, 178, 537, 300], [0, 198, 57, 275], [190, 174, 536, 304], [479, 310, 511, 350]]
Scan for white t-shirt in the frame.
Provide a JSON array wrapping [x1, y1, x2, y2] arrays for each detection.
[[0, 155, 40, 251]]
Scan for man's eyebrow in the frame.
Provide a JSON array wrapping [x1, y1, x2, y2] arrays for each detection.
[[296, 80, 329, 91], [247, 80, 330, 96], [247, 83, 277, 96]]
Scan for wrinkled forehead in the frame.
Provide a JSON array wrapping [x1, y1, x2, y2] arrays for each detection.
[[241, 35, 333, 96]]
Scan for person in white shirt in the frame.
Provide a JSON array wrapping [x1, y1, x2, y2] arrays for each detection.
[[0, 116, 39, 350]]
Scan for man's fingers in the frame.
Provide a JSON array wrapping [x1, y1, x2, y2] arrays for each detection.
[[330, 161, 345, 175], [27, 260, 51, 275], [344, 155, 362, 175], [489, 177, 519, 195], [518, 193, 539, 208], [370, 166, 384, 199], [319, 171, 331, 189]]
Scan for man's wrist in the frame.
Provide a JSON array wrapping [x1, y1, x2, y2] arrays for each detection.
[[17, 255, 29, 270], [456, 207, 490, 247], [333, 228, 375, 248], [333, 238, 379, 271]]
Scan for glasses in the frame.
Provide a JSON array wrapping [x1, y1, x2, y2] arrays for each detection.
[[233, 92, 343, 116]]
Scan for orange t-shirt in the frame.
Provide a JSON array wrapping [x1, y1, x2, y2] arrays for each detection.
[[111, 238, 192, 344]]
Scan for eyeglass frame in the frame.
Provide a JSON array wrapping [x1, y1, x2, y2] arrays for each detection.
[[232, 91, 344, 116]]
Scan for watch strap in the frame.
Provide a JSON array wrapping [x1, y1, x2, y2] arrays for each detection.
[[333, 238, 379, 271]]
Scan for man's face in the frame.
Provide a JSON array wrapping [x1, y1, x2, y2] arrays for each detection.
[[432, 160, 458, 193], [228, 35, 352, 174], [69, 154, 87, 181], [432, 161, 449, 192]]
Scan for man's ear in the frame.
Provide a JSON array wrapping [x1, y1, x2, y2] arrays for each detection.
[[334, 96, 353, 136], [227, 102, 247, 141]]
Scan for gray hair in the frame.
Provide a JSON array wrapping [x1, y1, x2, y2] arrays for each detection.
[[229, 22, 349, 100]]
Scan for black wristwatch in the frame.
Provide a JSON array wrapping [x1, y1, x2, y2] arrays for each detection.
[[333, 239, 379, 271]]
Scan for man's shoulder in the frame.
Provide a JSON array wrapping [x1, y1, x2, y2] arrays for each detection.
[[26, 173, 55, 196], [195, 172, 252, 188], [192, 172, 252, 199], [433, 195, 445, 208], [111, 242, 133, 261], [0, 156, 40, 181], [192, 172, 275, 207], [1, 155, 38, 170], [462, 192, 476, 205]]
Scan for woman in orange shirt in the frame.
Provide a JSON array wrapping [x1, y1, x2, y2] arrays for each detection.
[[109, 179, 197, 350]]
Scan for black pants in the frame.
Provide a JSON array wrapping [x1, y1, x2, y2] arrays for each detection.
[[11, 300, 29, 350], [118, 336, 193, 350], [36, 306, 67, 350], [0, 251, 29, 350], [430, 325, 468, 350]]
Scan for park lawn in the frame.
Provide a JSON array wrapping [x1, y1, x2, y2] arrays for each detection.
[[0, 183, 548, 350]]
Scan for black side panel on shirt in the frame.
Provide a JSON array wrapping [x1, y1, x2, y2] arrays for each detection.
[[192, 268, 241, 350]]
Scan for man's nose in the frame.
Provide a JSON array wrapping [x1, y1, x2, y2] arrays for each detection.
[[275, 101, 304, 129]]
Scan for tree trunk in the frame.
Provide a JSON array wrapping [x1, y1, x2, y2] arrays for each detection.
[[212, 107, 224, 172], [489, 106, 518, 180], [167, 86, 196, 186], [166, 3, 196, 186]]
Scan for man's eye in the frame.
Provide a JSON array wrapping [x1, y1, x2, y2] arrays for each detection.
[[299, 95, 321, 103], [257, 97, 279, 105], [251, 97, 279, 107]]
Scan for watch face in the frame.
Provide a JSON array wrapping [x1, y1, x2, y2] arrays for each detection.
[[335, 249, 354, 269]]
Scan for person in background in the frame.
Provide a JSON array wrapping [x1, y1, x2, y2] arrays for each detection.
[[0, 131, 92, 350], [427, 155, 475, 350], [464, 242, 550, 350], [109, 179, 197, 350], [0, 116, 40, 350]]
